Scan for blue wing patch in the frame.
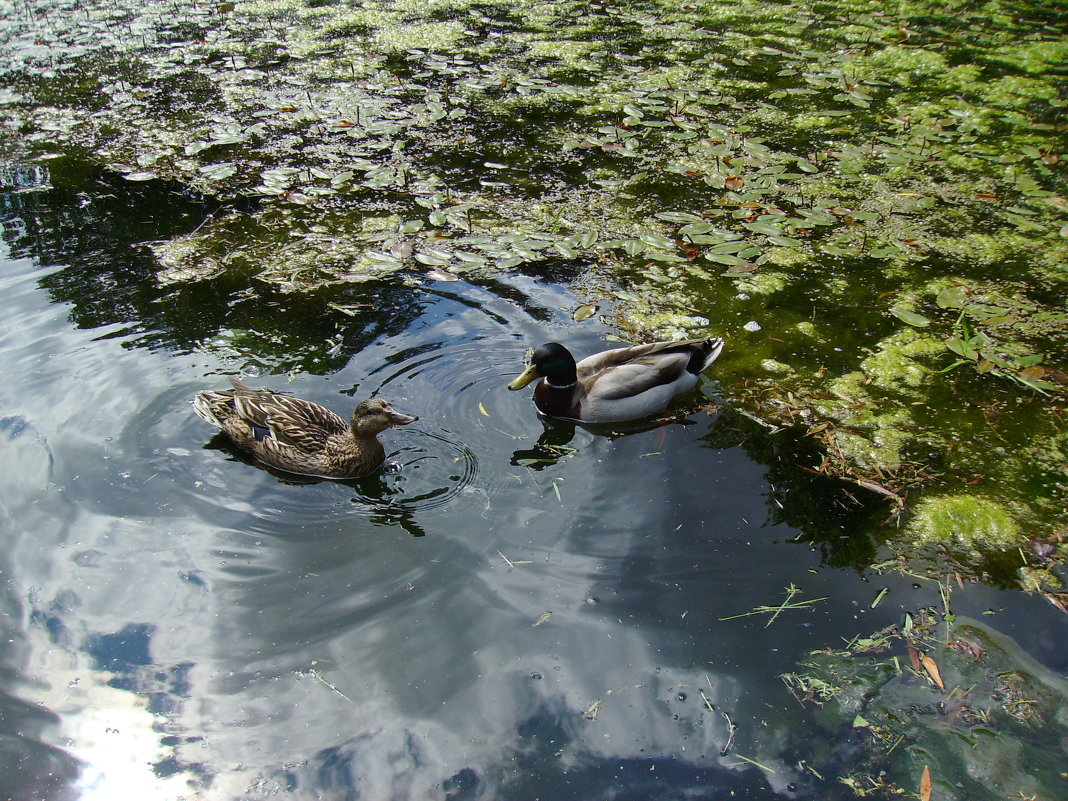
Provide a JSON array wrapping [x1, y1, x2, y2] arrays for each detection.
[[252, 424, 272, 442]]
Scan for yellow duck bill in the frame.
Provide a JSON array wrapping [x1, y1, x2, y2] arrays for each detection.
[[507, 365, 541, 390]]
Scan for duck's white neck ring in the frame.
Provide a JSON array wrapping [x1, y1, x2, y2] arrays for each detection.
[[546, 380, 577, 389]]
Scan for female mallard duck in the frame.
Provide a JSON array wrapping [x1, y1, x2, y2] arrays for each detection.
[[507, 338, 724, 423], [193, 377, 417, 478]]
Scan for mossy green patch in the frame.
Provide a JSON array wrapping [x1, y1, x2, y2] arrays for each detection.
[[909, 494, 1021, 550]]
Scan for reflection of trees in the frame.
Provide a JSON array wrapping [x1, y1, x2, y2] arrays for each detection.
[[700, 410, 886, 570], [0, 159, 426, 375]]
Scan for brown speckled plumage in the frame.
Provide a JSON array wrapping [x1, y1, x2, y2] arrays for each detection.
[[194, 377, 417, 478]]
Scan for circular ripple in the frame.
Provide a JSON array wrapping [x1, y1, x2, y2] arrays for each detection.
[[351, 428, 478, 515]]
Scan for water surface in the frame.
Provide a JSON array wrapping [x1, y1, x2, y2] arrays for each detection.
[[1, 187, 1065, 801]]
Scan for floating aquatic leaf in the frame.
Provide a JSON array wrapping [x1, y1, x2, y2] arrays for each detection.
[[705, 253, 747, 266], [426, 267, 460, 281], [390, 241, 413, 259], [678, 221, 716, 237], [574, 230, 598, 247], [123, 171, 157, 181], [727, 263, 759, 274], [945, 337, 978, 360], [656, 212, 704, 224], [965, 304, 1010, 319], [743, 221, 782, 236], [573, 303, 599, 322], [936, 286, 969, 309], [645, 250, 685, 262], [415, 252, 450, 266], [891, 307, 931, 327], [639, 233, 674, 249], [199, 163, 237, 181], [920, 766, 931, 801], [454, 251, 486, 265], [707, 240, 750, 254]]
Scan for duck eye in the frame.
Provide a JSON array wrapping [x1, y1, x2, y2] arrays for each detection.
[[523, 347, 534, 367]]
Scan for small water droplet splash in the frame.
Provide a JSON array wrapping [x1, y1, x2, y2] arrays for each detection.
[[383, 460, 402, 475]]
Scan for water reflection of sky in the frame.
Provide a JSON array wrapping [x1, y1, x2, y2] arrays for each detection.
[[2, 238, 1066, 801]]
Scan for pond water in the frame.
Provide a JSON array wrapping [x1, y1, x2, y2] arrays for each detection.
[[1, 177, 1066, 800]]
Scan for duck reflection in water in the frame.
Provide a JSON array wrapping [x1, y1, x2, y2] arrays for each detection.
[[204, 432, 428, 538], [508, 413, 706, 470]]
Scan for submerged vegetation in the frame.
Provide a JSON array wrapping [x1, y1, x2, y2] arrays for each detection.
[[781, 608, 1068, 801]]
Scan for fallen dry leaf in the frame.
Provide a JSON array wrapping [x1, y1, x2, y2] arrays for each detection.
[[920, 764, 932, 801], [906, 641, 922, 673], [920, 654, 944, 690]]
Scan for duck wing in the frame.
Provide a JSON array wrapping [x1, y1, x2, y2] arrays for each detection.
[[577, 343, 695, 401], [230, 383, 348, 451]]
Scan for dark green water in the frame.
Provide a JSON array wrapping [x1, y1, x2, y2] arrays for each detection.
[[1, 169, 1065, 801]]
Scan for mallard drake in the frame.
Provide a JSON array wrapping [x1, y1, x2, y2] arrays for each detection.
[[507, 338, 724, 423], [193, 377, 417, 479]]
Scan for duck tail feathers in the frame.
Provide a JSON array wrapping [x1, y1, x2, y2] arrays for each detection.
[[688, 337, 724, 374], [193, 392, 225, 427]]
